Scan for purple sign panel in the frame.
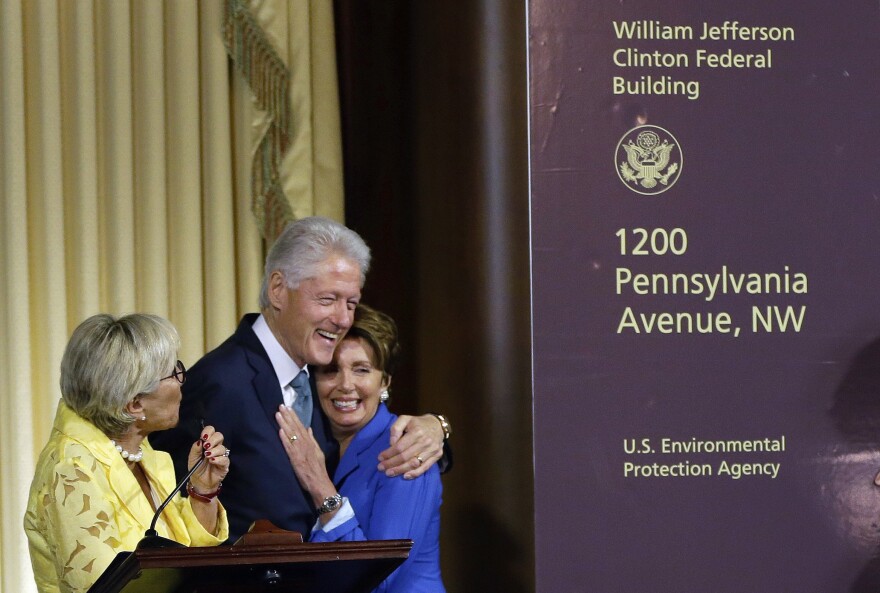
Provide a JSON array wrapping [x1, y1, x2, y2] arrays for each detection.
[[529, 0, 880, 591]]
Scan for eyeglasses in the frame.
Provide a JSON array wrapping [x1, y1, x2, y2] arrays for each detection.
[[160, 360, 187, 385]]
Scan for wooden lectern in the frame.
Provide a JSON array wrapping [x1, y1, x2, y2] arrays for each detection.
[[87, 522, 412, 593]]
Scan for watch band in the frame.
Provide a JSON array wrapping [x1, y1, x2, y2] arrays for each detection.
[[317, 493, 343, 515], [431, 413, 452, 441]]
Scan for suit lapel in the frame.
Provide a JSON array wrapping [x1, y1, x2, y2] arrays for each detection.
[[107, 456, 153, 533], [233, 315, 287, 429], [245, 346, 286, 430], [333, 404, 392, 485]]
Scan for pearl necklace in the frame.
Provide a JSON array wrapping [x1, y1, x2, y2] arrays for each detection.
[[110, 440, 144, 463]]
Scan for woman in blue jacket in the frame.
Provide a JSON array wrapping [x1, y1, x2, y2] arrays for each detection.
[[275, 304, 445, 593]]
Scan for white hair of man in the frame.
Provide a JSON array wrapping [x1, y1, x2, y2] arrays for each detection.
[[258, 216, 371, 310], [60, 313, 180, 437]]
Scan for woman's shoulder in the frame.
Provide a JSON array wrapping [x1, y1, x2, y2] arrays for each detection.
[[36, 426, 106, 471], [28, 433, 110, 510]]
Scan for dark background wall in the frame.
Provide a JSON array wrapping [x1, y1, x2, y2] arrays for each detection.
[[334, 2, 534, 591]]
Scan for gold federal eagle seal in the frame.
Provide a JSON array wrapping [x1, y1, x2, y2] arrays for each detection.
[[616, 125, 682, 195]]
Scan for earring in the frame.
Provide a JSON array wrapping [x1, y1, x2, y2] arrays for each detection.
[[140, 416, 147, 421], [379, 390, 389, 402]]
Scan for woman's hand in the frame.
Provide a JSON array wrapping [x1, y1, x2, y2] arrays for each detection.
[[276, 405, 337, 507], [187, 425, 230, 495], [185, 425, 228, 536]]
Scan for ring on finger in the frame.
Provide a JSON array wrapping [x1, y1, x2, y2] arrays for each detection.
[[288, 434, 298, 442], [416, 455, 424, 466], [222, 449, 230, 457]]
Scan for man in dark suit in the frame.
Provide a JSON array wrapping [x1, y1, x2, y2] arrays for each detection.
[[153, 217, 448, 541]]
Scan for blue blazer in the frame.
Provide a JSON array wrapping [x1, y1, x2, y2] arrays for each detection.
[[313, 404, 445, 593], [152, 314, 338, 541]]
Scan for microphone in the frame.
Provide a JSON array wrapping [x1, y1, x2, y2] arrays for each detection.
[[137, 455, 207, 549]]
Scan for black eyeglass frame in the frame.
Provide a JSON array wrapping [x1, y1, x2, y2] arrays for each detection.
[[160, 360, 187, 385]]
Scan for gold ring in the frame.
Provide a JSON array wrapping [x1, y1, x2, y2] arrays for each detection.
[[288, 434, 298, 442], [416, 455, 424, 466]]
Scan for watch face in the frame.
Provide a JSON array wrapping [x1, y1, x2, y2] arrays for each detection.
[[320, 495, 342, 514]]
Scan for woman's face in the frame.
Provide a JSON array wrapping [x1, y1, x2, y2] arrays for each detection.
[[316, 337, 388, 439], [136, 365, 184, 432]]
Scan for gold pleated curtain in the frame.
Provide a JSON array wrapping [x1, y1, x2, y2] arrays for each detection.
[[0, 1, 343, 591]]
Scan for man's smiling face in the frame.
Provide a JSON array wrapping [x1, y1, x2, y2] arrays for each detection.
[[269, 254, 362, 367]]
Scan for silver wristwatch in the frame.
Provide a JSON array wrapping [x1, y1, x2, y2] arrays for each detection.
[[317, 493, 343, 515]]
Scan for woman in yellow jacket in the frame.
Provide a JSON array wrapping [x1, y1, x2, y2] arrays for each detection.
[[24, 313, 231, 593]]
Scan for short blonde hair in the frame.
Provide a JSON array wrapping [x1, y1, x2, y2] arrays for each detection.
[[60, 313, 180, 437]]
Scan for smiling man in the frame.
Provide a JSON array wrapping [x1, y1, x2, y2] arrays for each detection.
[[152, 217, 448, 541], [265, 253, 363, 369]]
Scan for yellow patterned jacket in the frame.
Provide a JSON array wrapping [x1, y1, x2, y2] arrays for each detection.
[[24, 401, 229, 593]]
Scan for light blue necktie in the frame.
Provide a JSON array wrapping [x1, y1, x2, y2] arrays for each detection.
[[290, 370, 313, 427]]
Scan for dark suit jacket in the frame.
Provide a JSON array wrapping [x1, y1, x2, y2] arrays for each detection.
[[151, 313, 338, 541]]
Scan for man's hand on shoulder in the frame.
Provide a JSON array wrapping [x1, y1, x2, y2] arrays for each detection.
[[377, 414, 447, 480]]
